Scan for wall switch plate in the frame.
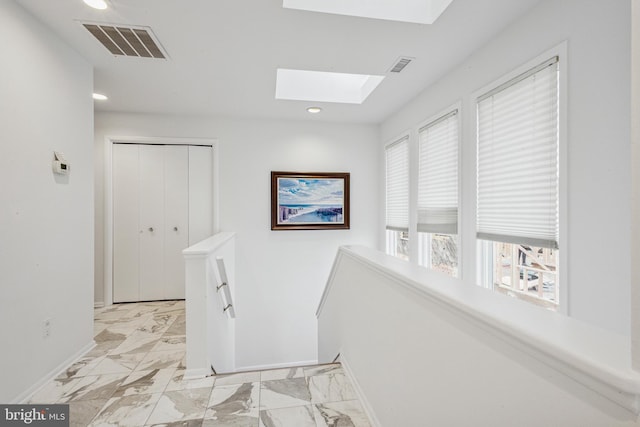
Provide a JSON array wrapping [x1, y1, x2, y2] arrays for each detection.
[[53, 151, 70, 175]]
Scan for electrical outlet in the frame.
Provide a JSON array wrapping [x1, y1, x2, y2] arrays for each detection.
[[43, 318, 51, 339]]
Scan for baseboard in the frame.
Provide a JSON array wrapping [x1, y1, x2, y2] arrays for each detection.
[[233, 359, 319, 373], [340, 353, 382, 427], [184, 368, 214, 380], [94, 301, 105, 309], [15, 340, 96, 404]]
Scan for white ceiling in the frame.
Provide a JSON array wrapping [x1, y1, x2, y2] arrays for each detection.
[[16, 0, 542, 124]]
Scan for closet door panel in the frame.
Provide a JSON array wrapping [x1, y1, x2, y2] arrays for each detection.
[[188, 145, 213, 245], [139, 145, 165, 301], [113, 144, 140, 303], [164, 145, 189, 299]]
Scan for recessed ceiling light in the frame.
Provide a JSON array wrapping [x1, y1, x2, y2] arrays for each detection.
[[83, 0, 108, 10], [93, 93, 108, 100], [276, 69, 384, 104], [307, 107, 322, 114]]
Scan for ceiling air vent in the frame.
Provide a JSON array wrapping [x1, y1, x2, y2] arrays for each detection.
[[389, 56, 414, 73], [82, 23, 167, 59]]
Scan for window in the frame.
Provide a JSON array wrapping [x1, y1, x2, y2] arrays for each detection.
[[385, 135, 410, 260], [477, 57, 560, 307], [386, 229, 409, 261], [417, 110, 459, 277]]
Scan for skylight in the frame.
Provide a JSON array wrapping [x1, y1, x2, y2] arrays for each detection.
[[282, 0, 453, 25], [275, 69, 385, 104]]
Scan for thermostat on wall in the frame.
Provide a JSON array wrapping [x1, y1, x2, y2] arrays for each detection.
[[52, 151, 70, 175]]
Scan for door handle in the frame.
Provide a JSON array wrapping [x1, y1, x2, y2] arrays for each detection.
[[173, 226, 178, 231], [148, 227, 154, 232]]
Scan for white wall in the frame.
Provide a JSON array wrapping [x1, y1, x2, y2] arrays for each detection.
[[380, 0, 631, 335], [319, 246, 640, 427], [94, 112, 379, 369], [632, 0, 640, 369], [0, 1, 94, 402]]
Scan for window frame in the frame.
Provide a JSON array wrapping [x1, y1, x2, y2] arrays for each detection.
[[415, 103, 462, 278], [471, 43, 568, 314], [384, 132, 411, 260]]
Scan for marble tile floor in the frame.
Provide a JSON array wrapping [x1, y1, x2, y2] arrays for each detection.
[[28, 300, 371, 427]]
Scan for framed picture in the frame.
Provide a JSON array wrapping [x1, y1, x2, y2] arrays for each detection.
[[271, 171, 350, 230]]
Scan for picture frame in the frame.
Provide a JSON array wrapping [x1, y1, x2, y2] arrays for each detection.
[[271, 171, 350, 230]]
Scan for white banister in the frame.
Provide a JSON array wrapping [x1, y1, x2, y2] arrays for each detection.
[[183, 232, 236, 378], [318, 245, 640, 426]]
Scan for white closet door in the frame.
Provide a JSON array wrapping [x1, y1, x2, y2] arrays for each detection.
[[139, 145, 165, 301], [113, 144, 140, 303], [164, 145, 189, 299], [188, 145, 213, 245]]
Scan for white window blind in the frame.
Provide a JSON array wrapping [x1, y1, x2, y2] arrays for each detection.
[[477, 56, 559, 249], [417, 110, 458, 234], [385, 136, 409, 231]]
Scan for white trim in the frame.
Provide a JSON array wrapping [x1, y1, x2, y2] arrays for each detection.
[[320, 245, 640, 414], [183, 368, 214, 380], [380, 130, 411, 253], [233, 359, 319, 373], [415, 101, 463, 279], [417, 109, 458, 133], [104, 136, 219, 306], [477, 56, 559, 102], [632, 0, 640, 371], [94, 301, 105, 309], [406, 128, 419, 261], [557, 41, 569, 315], [383, 133, 409, 149], [182, 231, 235, 258], [384, 132, 411, 233], [104, 137, 113, 306], [316, 250, 344, 316], [416, 104, 462, 132], [340, 354, 383, 427], [16, 340, 96, 404], [470, 41, 568, 314], [471, 42, 566, 111]]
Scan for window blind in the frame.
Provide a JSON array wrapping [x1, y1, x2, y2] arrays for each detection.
[[385, 136, 409, 231], [417, 110, 458, 234], [477, 57, 559, 249]]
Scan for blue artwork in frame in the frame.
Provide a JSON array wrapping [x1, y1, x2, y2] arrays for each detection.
[[271, 171, 350, 230]]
